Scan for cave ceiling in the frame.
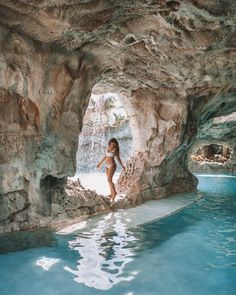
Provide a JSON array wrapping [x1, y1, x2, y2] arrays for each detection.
[[0, 0, 235, 101]]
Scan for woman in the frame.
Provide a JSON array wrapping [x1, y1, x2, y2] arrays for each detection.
[[97, 138, 125, 200]]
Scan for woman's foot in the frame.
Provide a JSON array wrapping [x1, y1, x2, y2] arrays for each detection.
[[102, 195, 112, 206], [110, 193, 117, 202]]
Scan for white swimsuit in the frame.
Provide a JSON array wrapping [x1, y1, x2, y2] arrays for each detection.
[[106, 150, 115, 157], [105, 149, 115, 168]]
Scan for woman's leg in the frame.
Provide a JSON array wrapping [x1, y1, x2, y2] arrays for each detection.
[[105, 167, 111, 197], [107, 165, 117, 199]]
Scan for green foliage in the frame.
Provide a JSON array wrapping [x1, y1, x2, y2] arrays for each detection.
[[113, 113, 125, 127]]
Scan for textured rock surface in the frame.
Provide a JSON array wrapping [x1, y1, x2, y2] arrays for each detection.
[[188, 112, 236, 174], [0, 0, 236, 232], [189, 142, 236, 174]]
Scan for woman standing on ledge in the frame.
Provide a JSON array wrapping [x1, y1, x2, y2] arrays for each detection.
[[97, 138, 125, 200]]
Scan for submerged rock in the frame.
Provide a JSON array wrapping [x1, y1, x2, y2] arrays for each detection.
[[0, 229, 57, 253]]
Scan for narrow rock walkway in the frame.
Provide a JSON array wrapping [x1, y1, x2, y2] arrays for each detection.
[[57, 190, 203, 235]]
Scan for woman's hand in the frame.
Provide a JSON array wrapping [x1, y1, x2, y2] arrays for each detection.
[[96, 156, 106, 170]]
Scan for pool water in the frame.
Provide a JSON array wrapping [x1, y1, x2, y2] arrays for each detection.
[[0, 175, 235, 295]]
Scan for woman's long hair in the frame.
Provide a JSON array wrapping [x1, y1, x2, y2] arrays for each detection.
[[108, 138, 120, 156]]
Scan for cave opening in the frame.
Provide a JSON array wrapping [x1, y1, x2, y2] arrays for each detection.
[[191, 144, 232, 165], [73, 87, 133, 195]]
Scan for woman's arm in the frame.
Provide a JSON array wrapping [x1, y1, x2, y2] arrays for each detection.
[[97, 156, 106, 169], [116, 153, 125, 170]]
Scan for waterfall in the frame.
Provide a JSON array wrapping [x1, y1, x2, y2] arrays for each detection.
[[76, 92, 132, 174], [77, 94, 107, 173]]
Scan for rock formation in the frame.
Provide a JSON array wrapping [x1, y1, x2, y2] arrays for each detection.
[[188, 112, 236, 174], [0, 0, 235, 232]]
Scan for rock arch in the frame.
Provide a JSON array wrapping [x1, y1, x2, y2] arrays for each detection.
[[0, 0, 235, 232]]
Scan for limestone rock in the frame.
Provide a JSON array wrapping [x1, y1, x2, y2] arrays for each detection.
[[0, 0, 235, 232], [188, 112, 236, 174]]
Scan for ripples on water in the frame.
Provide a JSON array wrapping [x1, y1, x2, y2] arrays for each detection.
[[63, 175, 236, 294], [0, 175, 235, 295], [64, 213, 139, 290]]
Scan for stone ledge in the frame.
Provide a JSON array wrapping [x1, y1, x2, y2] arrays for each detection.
[[56, 190, 203, 235]]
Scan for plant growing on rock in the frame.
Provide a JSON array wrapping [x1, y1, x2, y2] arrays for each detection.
[[113, 113, 126, 127]]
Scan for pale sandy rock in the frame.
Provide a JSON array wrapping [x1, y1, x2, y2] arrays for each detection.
[[188, 113, 236, 174], [0, 0, 235, 232]]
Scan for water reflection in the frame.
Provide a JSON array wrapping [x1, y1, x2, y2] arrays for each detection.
[[64, 212, 138, 290], [36, 257, 60, 271]]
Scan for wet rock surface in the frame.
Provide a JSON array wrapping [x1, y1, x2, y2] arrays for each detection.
[[0, 0, 235, 232]]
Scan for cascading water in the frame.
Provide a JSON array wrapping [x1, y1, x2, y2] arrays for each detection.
[[76, 93, 133, 174], [91, 95, 107, 170], [76, 94, 107, 173]]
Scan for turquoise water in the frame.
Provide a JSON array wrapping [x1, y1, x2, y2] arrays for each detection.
[[0, 175, 235, 295]]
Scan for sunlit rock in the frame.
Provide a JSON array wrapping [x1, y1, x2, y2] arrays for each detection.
[[0, 0, 235, 232], [188, 112, 236, 174]]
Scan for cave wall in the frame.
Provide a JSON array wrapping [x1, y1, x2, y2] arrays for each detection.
[[188, 140, 236, 174], [116, 87, 198, 201], [0, 0, 235, 232], [0, 28, 101, 232], [188, 113, 236, 174]]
